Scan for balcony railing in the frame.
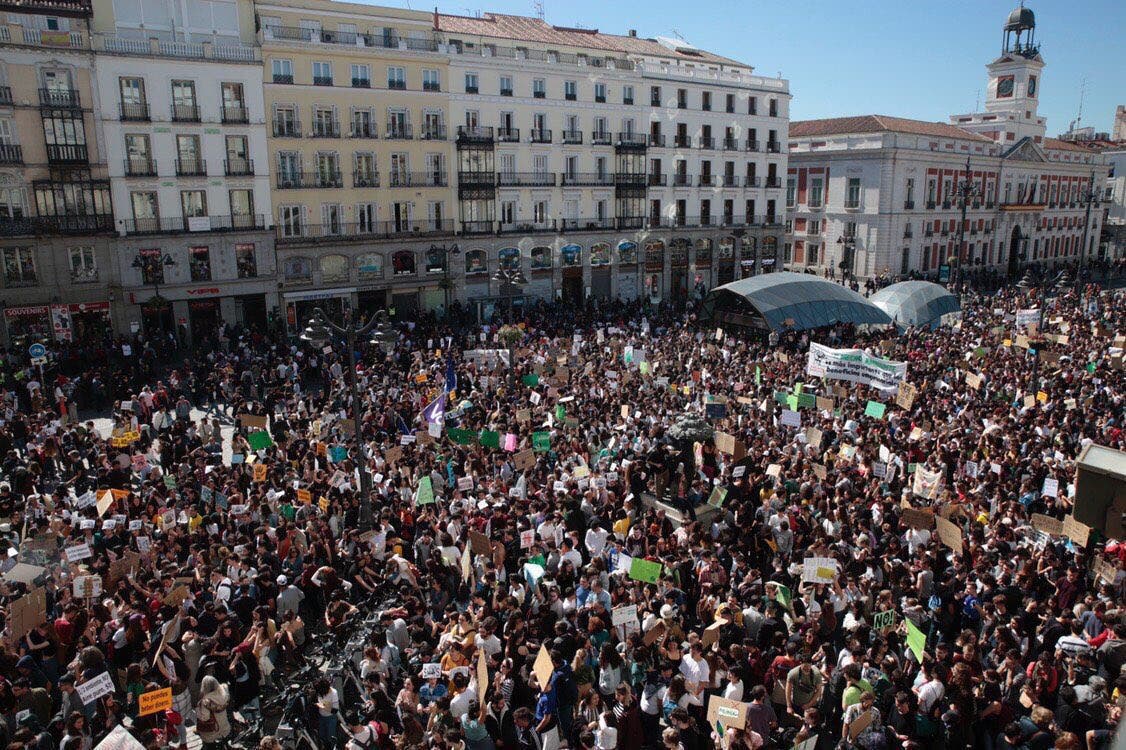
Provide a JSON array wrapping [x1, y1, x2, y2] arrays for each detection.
[[766, 141, 781, 152], [175, 158, 207, 176], [0, 214, 114, 237], [94, 34, 259, 62], [673, 135, 693, 148], [124, 214, 266, 235], [672, 174, 692, 187], [745, 176, 761, 187], [0, 87, 11, 106], [648, 173, 666, 186], [224, 158, 254, 176], [171, 104, 200, 122], [353, 171, 379, 188], [561, 172, 614, 186], [465, 86, 479, 94], [313, 76, 333, 87], [530, 129, 552, 143], [273, 74, 294, 84], [385, 124, 413, 139], [388, 172, 447, 188], [698, 136, 716, 149], [0, 144, 24, 165], [499, 220, 556, 234], [124, 157, 156, 176], [497, 172, 556, 187], [352, 78, 371, 89], [614, 173, 647, 187], [350, 125, 378, 139], [457, 125, 493, 142], [46, 144, 88, 163], [222, 105, 249, 124], [746, 139, 760, 151], [562, 130, 583, 145], [119, 102, 150, 121], [275, 171, 343, 189], [698, 175, 715, 186], [649, 134, 666, 147], [559, 217, 616, 232], [499, 88, 513, 97], [39, 88, 80, 108], [273, 120, 301, 137], [311, 121, 341, 137], [457, 171, 496, 188], [616, 133, 648, 149], [497, 128, 520, 143], [721, 175, 739, 187], [591, 131, 612, 145], [387, 80, 406, 90], [765, 178, 782, 188], [420, 125, 447, 140], [423, 82, 441, 92], [460, 220, 494, 235], [722, 138, 739, 150]]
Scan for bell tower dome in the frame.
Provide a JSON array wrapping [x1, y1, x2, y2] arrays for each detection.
[[1002, 3, 1038, 58]]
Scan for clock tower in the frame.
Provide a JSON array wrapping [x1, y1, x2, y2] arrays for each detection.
[[952, 4, 1047, 143]]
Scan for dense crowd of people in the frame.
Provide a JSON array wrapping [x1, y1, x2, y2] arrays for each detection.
[[0, 277, 1124, 750]]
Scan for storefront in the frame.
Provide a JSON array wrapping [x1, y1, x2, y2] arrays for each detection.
[[61, 302, 111, 344], [141, 295, 174, 337], [188, 299, 221, 345], [283, 287, 355, 336], [590, 243, 612, 299], [3, 305, 51, 345], [560, 244, 583, 303], [4, 301, 112, 346]]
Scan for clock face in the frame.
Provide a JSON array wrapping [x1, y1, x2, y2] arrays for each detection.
[[1027, 77, 1037, 97], [997, 77, 1015, 98]]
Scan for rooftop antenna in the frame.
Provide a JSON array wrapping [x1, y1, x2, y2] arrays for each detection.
[[974, 89, 980, 111], [533, 0, 544, 20], [1074, 77, 1087, 132], [671, 29, 686, 42]]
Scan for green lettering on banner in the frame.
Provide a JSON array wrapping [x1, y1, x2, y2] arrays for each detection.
[[247, 430, 274, 451], [873, 610, 896, 630], [414, 476, 435, 505], [905, 618, 926, 662], [629, 557, 662, 584]]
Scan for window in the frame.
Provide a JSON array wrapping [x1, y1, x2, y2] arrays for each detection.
[[845, 178, 861, 209], [220, 82, 245, 116], [321, 252, 348, 280], [901, 248, 910, 275], [279, 205, 303, 237], [119, 77, 146, 118], [351, 109, 374, 138], [500, 200, 515, 225], [68, 246, 97, 283], [387, 66, 405, 89], [313, 61, 333, 86], [701, 91, 711, 111], [769, 98, 778, 117], [748, 96, 757, 115], [189, 245, 212, 282], [125, 134, 152, 173], [272, 58, 293, 83], [725, 93, 735, 113], [354, 152, 377, 185], [422, 69, 440, 92], [171, 80, 198, 120], [533, 78, 546, 98], [809, 219, 820, 236], [594, 83, 606, 103], [564, 80, 577, 100], [181, 190, 207, 219], [135, 249, 164, 285], [313, 107, 338, 137], [533, 200, 548, 224], [786, 177, 796, 207], [229, 189, 254, 219], [356, 250, 382, 277], [176, 134, 202, 173], [500, 76, 513, 96], [392, 250, 416, 275], [807, 244, 819, 265], [356, 203, 377, 233], [677, 88, 687, 108], [650, 86, 661, 106], [808, 177, 823, 208], [905, 178, 915, 207], [131, 191, 158, 228], [623, 85, 634, 105], [464, 72, 479, 94], [351, 64, 370, 88], [235, 243, 257, 278]]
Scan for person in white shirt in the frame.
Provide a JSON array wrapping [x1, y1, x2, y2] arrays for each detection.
[[912, 661, 945, 714], [560, 538, 584, 571], [585, 522, 610, 558], [679, 642, 710, 697]]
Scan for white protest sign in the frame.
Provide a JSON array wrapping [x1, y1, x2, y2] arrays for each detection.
[[73, 575, 103, 598], [801, 557, 839, 584], [520, 529, 536, 549], [1041, 477, 1059, 497], [780, 409, 802, 428], [65, 543, 92, 563], [76, 671, 115, 704]]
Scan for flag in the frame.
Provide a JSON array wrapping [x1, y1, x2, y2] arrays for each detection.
[[715, 720, 725, 738], [395, 413, 411, 435], [421, 391, 447, 425]]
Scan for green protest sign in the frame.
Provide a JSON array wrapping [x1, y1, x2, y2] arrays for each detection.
[[707, 486, 727, 508], [521, 374, 540, 387], [447, 428, 476, 445], [797, 393, 816, 409], [414, 476, 435, 505], [864, 401, 887, 419], [775, 584, 792, 609], [555, 404, 566, 421], [905, 618, 926, 662], [247, 430, 274, 451], [532, 431, 551, 452], [629, 557, 662, 584], [479, 430, 500, 449], [873, 610, 896, 630]]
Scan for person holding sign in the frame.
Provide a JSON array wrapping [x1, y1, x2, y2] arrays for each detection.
[[841, 690, 885, 749]]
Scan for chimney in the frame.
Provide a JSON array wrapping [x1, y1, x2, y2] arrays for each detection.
[[628, 29, 637, 37], [434, 7, 440, 30]]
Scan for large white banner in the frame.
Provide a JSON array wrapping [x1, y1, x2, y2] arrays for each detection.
[[806, 343, 907, 392]]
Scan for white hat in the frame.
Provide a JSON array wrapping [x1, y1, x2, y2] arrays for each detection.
[[660, 604, 676, 619], [276, 575, 288, 586]]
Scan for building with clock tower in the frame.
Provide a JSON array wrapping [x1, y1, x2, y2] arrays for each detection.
[[785, 4, 1108, 282]]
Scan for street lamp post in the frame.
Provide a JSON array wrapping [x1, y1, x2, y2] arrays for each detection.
[[1077, 169, 1103, 279], [952, 155, 980, 292], [1017, 268, 1071, 395], [300, 306, 397, 530], [836, 232, 856, 282], [430, 243, 461, 315], [132, 250, 176, 333]]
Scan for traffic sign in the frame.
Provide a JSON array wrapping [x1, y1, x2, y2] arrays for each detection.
[[28, 343, 46, 359]]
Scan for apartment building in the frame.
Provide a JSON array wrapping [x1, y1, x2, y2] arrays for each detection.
[[259, 0, 789, 327], [91, 0, 275, 342], [0, 0, 115, 346], [786, 6, 1106, 281]]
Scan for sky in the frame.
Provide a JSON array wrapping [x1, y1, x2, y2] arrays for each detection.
[[363, 0, 1125, 135]]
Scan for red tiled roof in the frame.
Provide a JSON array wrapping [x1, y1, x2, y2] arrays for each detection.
[[1042, 137, 1103, 153], [790, 115, 993, 142], [436, 12, 745, 67]]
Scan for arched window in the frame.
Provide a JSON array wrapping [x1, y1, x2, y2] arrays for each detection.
[[392, 250, 416, 276], [560, 244, 582, 266], [741, 237, 757, 258], [465, 249, 488, 275], [320, 254, 349, 283], [530, 246, 551, 269], [356, 253, 383, 279], [644, 240, 664, 268], [590, 243, 610, 266], [283, 256, 312, 281], [719, 237, 736, 259], [617, 241, 638, 265], [695, 238, 713, 264], [498, 247, 520, 271]]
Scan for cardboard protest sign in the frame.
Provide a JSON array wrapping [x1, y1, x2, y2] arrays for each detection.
[[706, 695, 749, 730], [138, 687, 173, 716], [801, 557, 838, 584], [901, 508, 936, 530], [9, 588, 47, 638], [896, 382, 917, 410], [532, 646, 554, 689], [816, 396, 835, 412], [642, 619, 666, 646], [873, 610, 896, 631], [1062, 516, 1090, 546], [707, 486, 728, 508], [935, 516, 963, 552], [93, 724, 146, 750], [805, 427, 823, 450], [514, 449, 536, 471], [848, 709, 875, 741], [2, 563, 46, 585], [163, 585, 191, 608], [73, 575, 103, 599], [238, 414, 268, 429], [252, 463, 268, 482], [1031, 513, 1063, 536], [469, 530, 493, 556], [912, 467, 943, 500]]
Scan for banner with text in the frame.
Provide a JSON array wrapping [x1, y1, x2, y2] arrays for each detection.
[[806, 343, 907, 392]]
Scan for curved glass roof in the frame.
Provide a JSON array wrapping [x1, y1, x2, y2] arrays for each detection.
[[869, 281, 961, 329], [702, 272, 892, 332]]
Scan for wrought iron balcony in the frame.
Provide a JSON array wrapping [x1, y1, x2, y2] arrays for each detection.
[[530, 129, 552, 143], [420, 125, 447, 140], [175, 158, 207, 176], [561, 172, 614, 187], [124, 157, 156, 176], [562, 130, 583, 145], [311, 120, 341, 138], [352, 171, 379, 188], [591, 131, 612, 145], [273, 120, 301, 137], [385, 123, 413, 139], [496, 128, 520, 143], [171, 104, 200, 122], [222, 105, 249, 124], [496, 172, 556, 187], [0, 144, 24, 165], [39, 88, 80, 108], [224, 158, 254, 176], [119, 102, 150, 121], [456, 126, 493, 144]]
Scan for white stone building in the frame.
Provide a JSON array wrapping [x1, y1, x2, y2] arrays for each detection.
[[786, 5, 1105, 282]]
